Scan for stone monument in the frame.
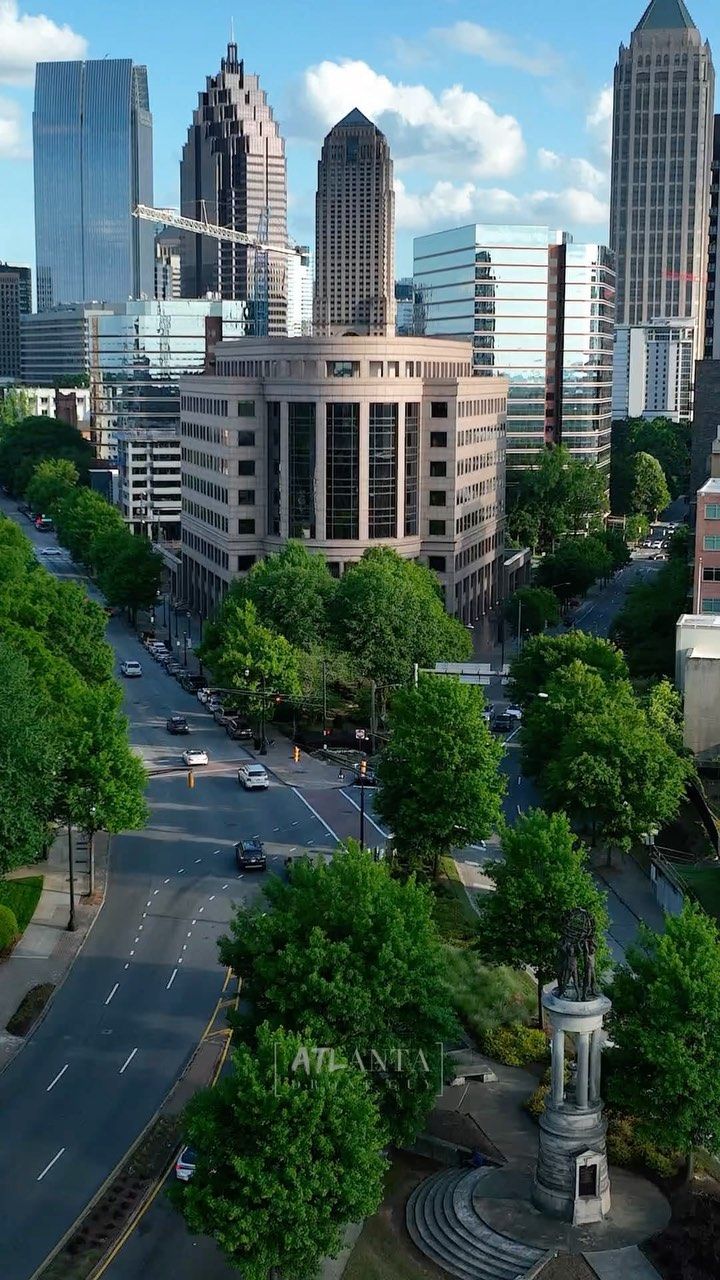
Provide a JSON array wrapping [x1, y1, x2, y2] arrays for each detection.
[[532, 908, 612, 1225]]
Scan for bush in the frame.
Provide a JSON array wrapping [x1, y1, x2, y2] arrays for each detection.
[[479, 1023, 549, 1068], [444, 948, 537, 1042], [524, 1083, 549, 1120], [606, 1112, 682, 1180], [0, 903, 18, 952]]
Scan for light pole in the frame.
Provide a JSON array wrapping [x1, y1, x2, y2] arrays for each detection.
[[67, 821, 76, 932], [87, 804, 97, 898]]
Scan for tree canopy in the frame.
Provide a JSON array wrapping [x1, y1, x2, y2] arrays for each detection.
[[610, 557, 690, 679], [240, 541, 337, 650], [0, 415, 92, 496], [535, 535, 613, 599], [509, 631, 628, 706], [610, 416, 690, 514], [375, 676, 505, 876], [631, 452, 671, 520], [506, 446, 608, 552], [504, 586, 560, 636], [218, 842, 458, 1144], [200, 595, 302, 704], [476, 809, 608, 1028], [0, 642, 61, 875], [25, 458, 79, 518], [171, 1024, 387, 1280]]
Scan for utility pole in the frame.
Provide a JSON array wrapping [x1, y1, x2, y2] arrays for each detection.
[[370, 681, 377, 755], [67, 822, 76, 932]]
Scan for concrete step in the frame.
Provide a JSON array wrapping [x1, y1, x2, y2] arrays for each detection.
[[406, 1168, 546, 1280]]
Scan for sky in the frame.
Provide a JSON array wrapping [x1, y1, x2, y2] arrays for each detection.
[[1, 0, 719, 282]]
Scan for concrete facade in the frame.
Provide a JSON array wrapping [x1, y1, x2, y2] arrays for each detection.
[[612, 319, 695, 421], [315, 111, 395, 337], [690, 358, 720, 511], [179, 335, 506, 623], [676, 614, 720, 755], [116, 427, 181, 541]]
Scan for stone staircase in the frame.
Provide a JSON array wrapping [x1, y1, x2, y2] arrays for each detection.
[[406, 1167, 547, 1280]]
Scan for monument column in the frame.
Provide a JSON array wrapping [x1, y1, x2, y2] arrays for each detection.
[[576, 1033, 590, 1109], [589, 1028, 603, 1105], [551, 1028, 565, 1105]]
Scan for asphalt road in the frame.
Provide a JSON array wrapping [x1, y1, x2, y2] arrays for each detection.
[[0, 501, 336, 1280]]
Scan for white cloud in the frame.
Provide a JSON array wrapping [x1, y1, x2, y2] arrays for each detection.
[[0, 94, 24, 156], [297, 59, 525, 180], [396, 178, 609, 235], [538, 148, 561, 170], [432, 21, 561, 77], [0, 0, 87, 86], [587, 85, 613, 158], [537, 148, 606, 192]]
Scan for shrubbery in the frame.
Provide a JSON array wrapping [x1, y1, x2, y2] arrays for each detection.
[[0, 903, 19, 952], [479, 1023, 549, 1068]]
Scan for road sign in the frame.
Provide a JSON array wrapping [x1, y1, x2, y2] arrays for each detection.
[[355, 729, 367, 740]]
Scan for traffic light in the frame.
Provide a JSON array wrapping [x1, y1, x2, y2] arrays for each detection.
[[293, 745, 301, 764], [187, 770, 195, 789], [359, 758, 367, 778]]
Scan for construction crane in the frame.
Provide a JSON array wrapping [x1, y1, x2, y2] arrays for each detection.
[[133, 204, 297, 256]]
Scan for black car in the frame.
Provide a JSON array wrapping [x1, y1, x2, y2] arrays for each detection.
[[235, 838, 266, 871], [491, 713, 514, 733], [167, 715, 190, 735], [181, 673, 205, 692], [226, 717, 253, 740]]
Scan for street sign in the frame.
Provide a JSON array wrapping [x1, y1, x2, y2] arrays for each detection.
[[355, 729, 367, 740]]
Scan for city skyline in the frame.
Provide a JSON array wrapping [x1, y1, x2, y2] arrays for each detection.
[[2, 0, 720, 282]]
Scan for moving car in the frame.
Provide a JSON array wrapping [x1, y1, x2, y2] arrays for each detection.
[[235, 837, 267, 871], [34, 515, 54, 532], [167, 715, 190, 735], [183, 748, 209, 766], [491, 713, 514, 733], [237, 762, 269, 790], [175, 1146, 196, 1182], [120, 660, 143, 678]]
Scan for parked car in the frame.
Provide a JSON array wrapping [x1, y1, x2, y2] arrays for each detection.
[[207, 697, 223, 713], [237, 763, 269, 790], [235, 837, 267, 871], [213, 707, 233, 725], [181, 673, 205, 692], [152, 647, 170, 661], [226, 717, 253, 740], [183, 748, 209, 766], [175, 1146, 196, 1182], [167, 715, 190, 735], [120, 660, 143, 678], [505, 706, 523, 722], [165, 661, 183, 675], [34, 516, 54, 532], [197, 688, 213, 704], [491, 713, 514, 733]]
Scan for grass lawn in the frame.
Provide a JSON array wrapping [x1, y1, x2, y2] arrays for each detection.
[[432, 858, 478, 946], [343, 1152, 447, 1280], [677, 864, 720, 923], [0, 876, 43, 933], [444, 946, 537, 1044]]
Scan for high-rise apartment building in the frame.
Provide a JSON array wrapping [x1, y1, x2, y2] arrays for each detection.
[[610, 0, 715, 345], [414, 224, 615, 470], [314, 110, 395, 337], [613, 319, 694, 420], [705, 115, 720, 360], [0, 263, 32, 378], [33, 60, 154, 310], [180, 42, 287, 335]]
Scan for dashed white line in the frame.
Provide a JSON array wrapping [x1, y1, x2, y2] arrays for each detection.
[[153, 889, 159, 895], [142, 912, 147, 919], [273, 827, 280, 832], [124, 963, 130, 970], [187, 931, 192, 938], [291, 821, 299, 827], [194, 858, 201, 864], [212, 849, 221, 855], [208, 895, 215, 902], [182, 944, 187, 951], [166, 968, 178, 990], [290, 789, 340, 842], [119, 1048, 138, 1075], [37, 1147, 65, 1181], [221, 884, 228, 890], [46, 1064, 68, 1092], [177, 956, 183, 964], [199, 905, 205, 911], [145, 900, 151, 907], [134, 937, 139, 944], [105, 983, 119, 1006], [178, 868, 185, 874], [129, 949, 135, 956], [192, 919, 197, 925], [164, 878, 170, 884], [138, 925, 143, 931]]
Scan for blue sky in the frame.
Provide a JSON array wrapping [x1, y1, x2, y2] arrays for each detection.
[[1, 0, 719, 280]]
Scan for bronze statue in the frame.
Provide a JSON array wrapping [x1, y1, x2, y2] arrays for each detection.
[[557, 908, 599, 1001]]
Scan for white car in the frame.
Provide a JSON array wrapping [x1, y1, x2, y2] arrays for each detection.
[[183, 748, 209, 767], [237, 763, 269, 790], [39, 547, 63, 557], [505, 706, 523, 722], [120, 660, 143, 678]]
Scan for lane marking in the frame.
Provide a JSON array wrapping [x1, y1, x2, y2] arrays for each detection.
[[153, 889, 159, 895], [273, 827, 280, 832], [221, 884, 228, 890], [46, 1064, 68, 1092], [212, 849, 221, 855], [124, 963, 130, 970], [177, 957, 183, 964], [166, 968, 178, 990], [340, 789, 388, 838], [291, 821, 298, 827], [119, 1048, 138, 1075], [134, 937, 139, 944], [37, 1147, 65, 1181], [105, 983, 119, 1006], [290, 788, 340, 842], [182, 944, 187, 951], [178, 868, 185, 874], [199, 906, 205, 912], [164, 878, 170, 884], [192, 918, 197, 925], [145, 900, 151, 907], [187, 931, 192, 938], [129, 949, 135, 956], [142, 912, 147, 919], [194, 858, 201, 864], [208, 895, 215, 902], [138, 925, 143, 931]]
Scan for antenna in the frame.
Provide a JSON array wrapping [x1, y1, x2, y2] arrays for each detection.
[[230, 15, 235, 43]]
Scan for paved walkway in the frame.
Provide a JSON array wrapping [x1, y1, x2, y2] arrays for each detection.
[[0, 830, 107, 1070]]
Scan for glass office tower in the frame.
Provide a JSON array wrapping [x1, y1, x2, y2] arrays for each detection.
[[34, 59, 154, 310], [413, 224, 615, 471]]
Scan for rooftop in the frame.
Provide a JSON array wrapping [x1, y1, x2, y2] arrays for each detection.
[[635, 0, 695, 32], [698, 477, 720, 494], [334, 108, 376, 130]]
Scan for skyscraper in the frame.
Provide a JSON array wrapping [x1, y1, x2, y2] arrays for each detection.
[[180, 42, 287, 335], [314, 110, 395, 336], [0, 263, 32, 378], [704, 115, 720, 359], [609, 0, 715, 343], [33, 59, 154, 310]]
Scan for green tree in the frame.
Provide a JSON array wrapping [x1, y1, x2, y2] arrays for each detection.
[[509, 631, 628, 707], [26, 458, 79, 516], [643, 678, 685, 754], [9, 569, 112, 686], [611, 416, 690, 513], [504, 586, 560, 637], [535, 536, 612, 599], [602, 529, 632, 572], [171, 1024, 386, 1280], [630, 452, 671, 520], [0, 415, 92, 495], [476, 809, 608, 1028], [667, 524, 692, 562], [330, 547, 471, 688], [0, 641, 60, 874], [610, 557, 690, 679], [375, 676, 505, 877], [54, 488, 124, 566], [93, 530, 163, 621], [520, 660, 613, 781], [241, 541, 337, 649], [506, 446, 608, 552], [200, 597, 302, 703], [219, 842, 458, 1143], [608, 904, 720, 1177], [0, 388, 33, 427]]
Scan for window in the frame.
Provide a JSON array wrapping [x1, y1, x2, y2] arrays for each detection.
[[704, 536, 720, 551], [238, 460, 255, 476], [289, 403, 316, 538], [238, 519, 255, 535], [429, 491, 446, 507], [237, 430, 255, 446], [704, 566, 720, 581], [430, 431, 448, 448], [326, 403, 359, 539], [430, 460, 447, 478], [706, 504, 720, 519], [369, 403, 398, 538], [404, 403, 419, 537], [266, 402, 281, 535], [238, 490, 255, 505], [428, 556, 446, 573], [237, 556, 256, 571], [431, 402, 449, 419], [702, 598, 720, 613], [369, 361, 383, 377], [238, 401, 255, 417], [429, 520, 446, 536], [327, 360, 359, 378]]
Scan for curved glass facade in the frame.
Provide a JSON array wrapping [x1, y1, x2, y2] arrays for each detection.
[[34, 60, 153, 310]]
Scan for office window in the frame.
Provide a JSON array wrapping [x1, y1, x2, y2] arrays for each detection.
[[238, 460, 255, 476], [428, 555, 446, 573], [703, 566, 720, 581], [237, 430, 255, 446], [238, 489, 255, 505], [430, 460, 447, 478], [429, 491, 446, 507], [327, 360, 359, 378], [404, 403, 419, 537], [238, 518, 255, 535], [237, 555, 256, 571], [430, 431, 448, 448], [289, 403, 316, 538], [326, 403, 359, 539], [238, 401, 255, 417], [267, 402, 280, 535], [431, 402, 449, 419], [428, 520, 446, 535], [369, 403, 398, 538]]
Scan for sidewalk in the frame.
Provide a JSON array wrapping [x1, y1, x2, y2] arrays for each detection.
[[0, 829, 108, 1070]]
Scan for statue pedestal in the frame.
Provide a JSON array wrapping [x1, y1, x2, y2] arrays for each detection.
[[532, 990, 612, 1226]]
